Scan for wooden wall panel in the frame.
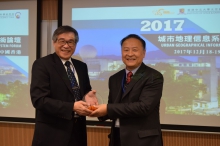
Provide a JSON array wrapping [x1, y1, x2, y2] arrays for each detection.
[[1, 123, 220, 146], [0, 123, 34, 146], [162, 131, 220, 146], [87, 127, 110, 146]]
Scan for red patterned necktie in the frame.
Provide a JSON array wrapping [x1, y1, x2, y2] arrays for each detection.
[[126, 71, 133, 84]]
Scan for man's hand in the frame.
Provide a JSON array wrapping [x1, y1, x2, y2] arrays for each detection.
[[84, 90, 98, 106], [73, 101, 92, 116], [89, 104, 107, 117]]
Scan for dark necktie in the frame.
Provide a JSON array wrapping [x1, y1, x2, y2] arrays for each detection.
[[65, 61, 81, 101]]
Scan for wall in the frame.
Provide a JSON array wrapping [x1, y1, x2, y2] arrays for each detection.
[[1, 122, 220, 146]]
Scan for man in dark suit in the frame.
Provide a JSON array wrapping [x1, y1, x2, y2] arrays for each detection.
[[90, 34, 164, 146], [30, 25, 97, 146]]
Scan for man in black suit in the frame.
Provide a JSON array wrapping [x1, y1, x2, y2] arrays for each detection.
[[30, 25, 97, 146], [90, 34, 164, 146]]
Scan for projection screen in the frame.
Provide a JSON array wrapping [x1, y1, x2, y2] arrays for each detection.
[[63, 0, 220, 129], [0, 0, 37, 119]]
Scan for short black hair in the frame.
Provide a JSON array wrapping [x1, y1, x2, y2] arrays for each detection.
[[120, 34, 146, 50], [52, 25, 79, 44]]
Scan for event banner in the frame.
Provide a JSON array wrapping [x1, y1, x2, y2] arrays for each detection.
[[71, 4, 220, 123], [0, 10, 29, 110]]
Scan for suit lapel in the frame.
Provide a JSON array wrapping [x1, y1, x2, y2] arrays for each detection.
[[52, 53, 75, 96], [122, 63, 147, 99], [113, 70, 124, 103]]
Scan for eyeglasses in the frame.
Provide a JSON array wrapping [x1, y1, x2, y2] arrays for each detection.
[[57, 39, 76, 47]]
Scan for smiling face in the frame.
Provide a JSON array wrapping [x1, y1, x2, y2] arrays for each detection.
[[121, 38, 146, 71], [53, 32, 76, 60]]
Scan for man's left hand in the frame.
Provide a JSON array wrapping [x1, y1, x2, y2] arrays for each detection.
[[84, 90, 98, 106]]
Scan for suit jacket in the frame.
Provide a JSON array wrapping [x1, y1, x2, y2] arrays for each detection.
[[30, 53, 91, 146], [102, 63, 164, 146]]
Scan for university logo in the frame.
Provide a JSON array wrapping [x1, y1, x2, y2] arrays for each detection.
[[178, 8, 185, 15]]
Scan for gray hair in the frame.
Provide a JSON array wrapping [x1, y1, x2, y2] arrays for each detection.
[[52, 25, 79, 44]]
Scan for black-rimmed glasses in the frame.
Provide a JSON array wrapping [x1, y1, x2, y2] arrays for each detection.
[[57, 39, 76, 47]]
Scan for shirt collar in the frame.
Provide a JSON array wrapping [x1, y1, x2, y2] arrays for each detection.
[[125, 65, 140, 75], [60, 58, 73, 66]]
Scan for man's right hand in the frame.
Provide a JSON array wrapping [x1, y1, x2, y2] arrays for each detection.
[[90, 104, 107, 117], [73, 101, 92, 116]]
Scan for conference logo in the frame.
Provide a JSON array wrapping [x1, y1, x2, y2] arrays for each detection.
[[15, 12, 21, 19], [153, 8, 174, 16]]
